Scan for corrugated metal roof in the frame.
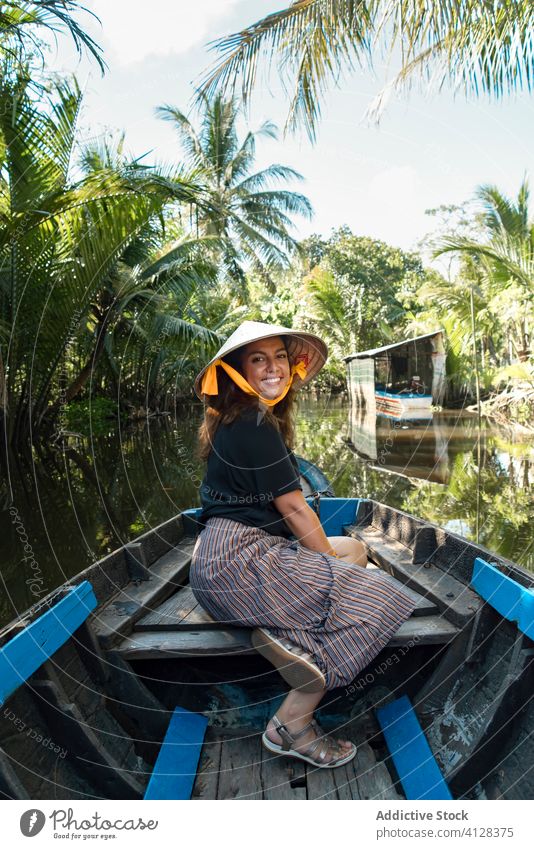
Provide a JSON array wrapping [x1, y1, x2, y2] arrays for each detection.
[[344, 330, 444, 361]]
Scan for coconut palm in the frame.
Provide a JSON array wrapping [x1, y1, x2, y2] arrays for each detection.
[[199, 0, 534, 138], [156, 94, 312, 295], [0, 68, 205, 444], [0, 0, 104, 72], [433, 180, 533, 361]]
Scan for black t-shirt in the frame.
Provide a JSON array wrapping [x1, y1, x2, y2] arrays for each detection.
[[198, 409, 302, 538]]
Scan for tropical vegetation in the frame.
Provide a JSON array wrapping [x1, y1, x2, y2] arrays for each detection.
[[0, 0, 532, 451], [200, 0, 534, 138], [157, 94, 312, 297], [0, 16, 313, 445]]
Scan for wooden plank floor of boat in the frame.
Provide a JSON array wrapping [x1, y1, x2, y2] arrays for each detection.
[[192, 726, 404, 800]]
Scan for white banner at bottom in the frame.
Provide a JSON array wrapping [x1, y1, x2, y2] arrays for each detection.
[[4, 799, 532, 848]]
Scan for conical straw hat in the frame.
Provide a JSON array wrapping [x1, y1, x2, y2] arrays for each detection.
[[194, 320, 328, 400]]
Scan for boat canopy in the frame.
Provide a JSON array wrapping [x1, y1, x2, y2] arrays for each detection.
[[344, 330, 444, 362]]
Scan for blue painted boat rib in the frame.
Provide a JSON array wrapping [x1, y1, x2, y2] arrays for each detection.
[[376, 695, 453, 801], [144, 707, 208, 800], [472, 558, 534, 641], [0, 581, 97, 707], [308, 497, 360, 536]]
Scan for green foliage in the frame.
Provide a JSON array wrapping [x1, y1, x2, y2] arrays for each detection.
[[401, 444, 534, 565], [0, 66, 213, 443], [425, 179, 534, 403], [0, 1, 105, 74], [286, 227, 435, 390], [64, 397, 126, 436]]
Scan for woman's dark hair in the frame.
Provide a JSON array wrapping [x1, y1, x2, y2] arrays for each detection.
[[197, 336, 297, 461]]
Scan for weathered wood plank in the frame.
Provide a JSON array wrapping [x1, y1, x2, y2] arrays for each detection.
[[191, 729, 222, 800], [218, 733, 263, 800], [380, 580, 437, 617], [136, 586, 200, 630], [117, 613, 457, 660], [117, 628, 254, 659], [388, 616, 458, 645], [179, 604, 219, 628], [94, 538, 195, 648], [346, 525, 481, 627], [307, 764, 340, 800], [261, 750, 307, 800], [332, 763, 359, 799], [309, 758, 361, 801], [354, 742, 404, 800], [141, 581, 436, 632]]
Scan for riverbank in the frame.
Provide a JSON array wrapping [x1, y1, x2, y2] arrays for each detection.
[[476, 385, 534, 434]]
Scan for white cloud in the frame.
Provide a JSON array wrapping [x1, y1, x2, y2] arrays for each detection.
[[90, 0, 241, 66]]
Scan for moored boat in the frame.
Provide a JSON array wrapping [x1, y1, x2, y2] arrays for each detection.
[[0, 457, 532, 801]]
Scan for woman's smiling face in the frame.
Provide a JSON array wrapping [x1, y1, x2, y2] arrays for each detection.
[[240, 335, 291, 400]]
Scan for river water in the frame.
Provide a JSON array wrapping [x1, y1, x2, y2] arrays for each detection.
[[1, 397, 532, 628]]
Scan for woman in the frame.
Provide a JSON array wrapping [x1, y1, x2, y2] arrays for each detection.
[[190, 320, 416, 769]]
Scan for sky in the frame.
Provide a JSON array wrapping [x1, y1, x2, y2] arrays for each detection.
[[49, 0, 534, 260]]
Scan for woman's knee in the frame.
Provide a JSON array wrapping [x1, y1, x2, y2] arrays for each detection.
[[327, 535, 367, 567]]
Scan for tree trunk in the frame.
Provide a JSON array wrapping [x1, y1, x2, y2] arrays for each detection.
[[0, 347, 6, 418]]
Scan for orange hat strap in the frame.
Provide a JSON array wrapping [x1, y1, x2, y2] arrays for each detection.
[[200, 358, 307, 406]]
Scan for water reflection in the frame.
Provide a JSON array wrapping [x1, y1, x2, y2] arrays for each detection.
[[341, 403, 533, 570], [0, 399, 532, 629], [347, 404, 451, 484]]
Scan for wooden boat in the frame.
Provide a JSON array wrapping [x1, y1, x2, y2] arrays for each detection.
[[375, 389, 433, 416], [0, 457, 532, 802]]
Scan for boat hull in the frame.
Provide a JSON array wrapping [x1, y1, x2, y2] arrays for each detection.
[[0, 487, 532, 801], [375, 390, 433, 415]]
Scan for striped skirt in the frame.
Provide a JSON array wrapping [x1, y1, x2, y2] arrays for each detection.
[[189, 517, 417, 690]]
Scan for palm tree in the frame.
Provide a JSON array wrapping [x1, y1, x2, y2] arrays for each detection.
[[0, 68, 203, 444], [198, 1, 534, 138], [156, 94, 312, 296], [0, 1, 104, 72], [434, 180, 533, 362], [67, 134, 225, 413]]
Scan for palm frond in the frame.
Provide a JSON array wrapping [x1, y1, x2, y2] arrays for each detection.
[[197, 1, 534, 136], [0, 1, 106, 73]]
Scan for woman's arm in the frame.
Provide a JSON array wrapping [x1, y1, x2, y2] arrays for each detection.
[[273, 489, 337, 556]]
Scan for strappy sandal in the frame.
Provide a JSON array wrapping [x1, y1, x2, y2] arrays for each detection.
[[262, 714, 357, 769], [251, 627, 326, 693]]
